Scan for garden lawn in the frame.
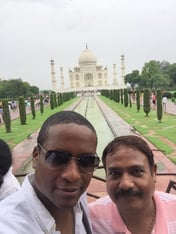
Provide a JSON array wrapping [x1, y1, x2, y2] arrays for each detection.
[[0, 98, 77, 149], [100, 96, 176, 157]]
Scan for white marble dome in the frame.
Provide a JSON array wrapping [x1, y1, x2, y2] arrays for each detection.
[[79, 48, 97, 65]]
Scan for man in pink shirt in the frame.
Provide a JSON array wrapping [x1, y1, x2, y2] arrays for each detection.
[[89, 135, 176, 234]]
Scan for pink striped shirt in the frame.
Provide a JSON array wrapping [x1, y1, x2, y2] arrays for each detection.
[[89, 191, 176, 234]]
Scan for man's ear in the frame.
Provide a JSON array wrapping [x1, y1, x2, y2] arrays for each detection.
[[32, 146, 39, 169]]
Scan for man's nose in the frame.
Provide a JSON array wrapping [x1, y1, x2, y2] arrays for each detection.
[[119, 174, 134, 190], [61, 160, 81, 181]]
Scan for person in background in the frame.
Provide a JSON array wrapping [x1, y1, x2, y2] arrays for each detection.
[[152, 92, 156, 108], [0, 139, 20, 201], [0, 105, 3, 124], [0, 110, 100, 234], [162, 96, 167, 112], [89, 135, 176, 234]]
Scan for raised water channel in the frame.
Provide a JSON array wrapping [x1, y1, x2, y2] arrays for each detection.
[[74, 96, 115, 178], [74, 96, 115, 158]]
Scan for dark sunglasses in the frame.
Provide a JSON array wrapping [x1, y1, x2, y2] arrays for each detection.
[[38, 143, 100, 173]]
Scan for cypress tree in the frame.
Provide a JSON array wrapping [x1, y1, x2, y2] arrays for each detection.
[[143, 89, 151, 117], [113, 90, 117, 102], [53, 93, 57, 107], [57, 93, 61, 106], [50, 92, 55, 109], [120, 89, 123, 104], [60, 93, 63, 105], [157, 89, 163, 123], [62, 93, 65, 102], [18, 96, 26, 125], [117, 89, 120, 103], [30, 96, 36, 119], [124, 89, 128, 107], [40, 95, 44, 114], [129, 92, 132, 108], [136, 89, 140, 112], [2, 100, 11, 133]]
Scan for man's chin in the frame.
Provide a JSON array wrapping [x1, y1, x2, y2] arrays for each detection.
[[55, 198, 79, 210]]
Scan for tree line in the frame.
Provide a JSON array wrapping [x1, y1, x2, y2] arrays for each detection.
[[125, 60, 176, 90], [0, 78, 39, 99]]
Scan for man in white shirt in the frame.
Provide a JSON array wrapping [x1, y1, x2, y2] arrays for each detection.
[[0, 111, 99, 234]]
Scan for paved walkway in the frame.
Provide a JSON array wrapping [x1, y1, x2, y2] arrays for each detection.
[[5, 97, 176, 199]]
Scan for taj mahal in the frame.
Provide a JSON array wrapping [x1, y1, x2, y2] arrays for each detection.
[[50, 46, 126, 93]]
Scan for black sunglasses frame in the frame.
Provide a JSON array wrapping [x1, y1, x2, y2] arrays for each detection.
[[38, 143, 100, 173]]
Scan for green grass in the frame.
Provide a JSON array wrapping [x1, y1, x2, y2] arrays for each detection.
[[100, 96, 176, 157], [0, 98, 77, 149], [171, 157, 176, 164]]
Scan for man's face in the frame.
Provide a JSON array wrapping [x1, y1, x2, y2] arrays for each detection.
[[32, 123, 97, 210], [106, 146, 156, 212]]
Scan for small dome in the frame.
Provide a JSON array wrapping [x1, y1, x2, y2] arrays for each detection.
[[79, 48, 97, 65]]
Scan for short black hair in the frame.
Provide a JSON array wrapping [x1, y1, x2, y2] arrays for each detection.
[[0, 139, 12, 187], [37, 110, 97, 145], [102, 135, 154, 170]]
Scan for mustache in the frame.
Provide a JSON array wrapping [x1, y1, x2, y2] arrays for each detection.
[[115, 189, 143, 199]]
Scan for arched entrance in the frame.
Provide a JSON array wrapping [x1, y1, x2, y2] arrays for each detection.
[[84, 73, 93, 87]]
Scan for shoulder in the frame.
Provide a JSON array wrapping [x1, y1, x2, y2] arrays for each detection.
[[0, 181, 45, 233], [154, 191, 176, 228], [0, 174, 35, 222], [0, 190, 30, 232], [155, 191, 176, 202], [0, 189, 27, 215], [154, 191, 176, 214], [0, 172, 20, 200]]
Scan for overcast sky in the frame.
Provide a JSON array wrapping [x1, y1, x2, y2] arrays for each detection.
[[0, 0, 176, 90]]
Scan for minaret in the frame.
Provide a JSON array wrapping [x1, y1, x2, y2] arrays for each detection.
[[121, 54, 126, 87], [50, 59, 57, 92], [113, 64, 118, 86], [60, 67, 64, 92]]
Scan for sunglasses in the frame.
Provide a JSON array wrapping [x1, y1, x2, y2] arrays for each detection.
[[38, 143, 100, 173]]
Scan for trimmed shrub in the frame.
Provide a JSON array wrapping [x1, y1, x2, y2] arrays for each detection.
[[40, 96, 44, 114], [143, 89, 151, 117], [124, 89, 128, 107], [136, 89, 140, 112], [18, 96, 26, 125], [50, 92, 55, 110], [30, 96, 36, 119], [2, 99, 11, 133], [157, 90, 163, 123]]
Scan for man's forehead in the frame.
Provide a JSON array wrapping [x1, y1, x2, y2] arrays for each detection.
[[106, 150, 148, 164]]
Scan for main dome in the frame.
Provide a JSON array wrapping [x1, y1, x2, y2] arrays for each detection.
[[79, 48, 97, 65]]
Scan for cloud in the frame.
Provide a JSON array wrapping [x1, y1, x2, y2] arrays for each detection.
[[0, 0, 176, 90]]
